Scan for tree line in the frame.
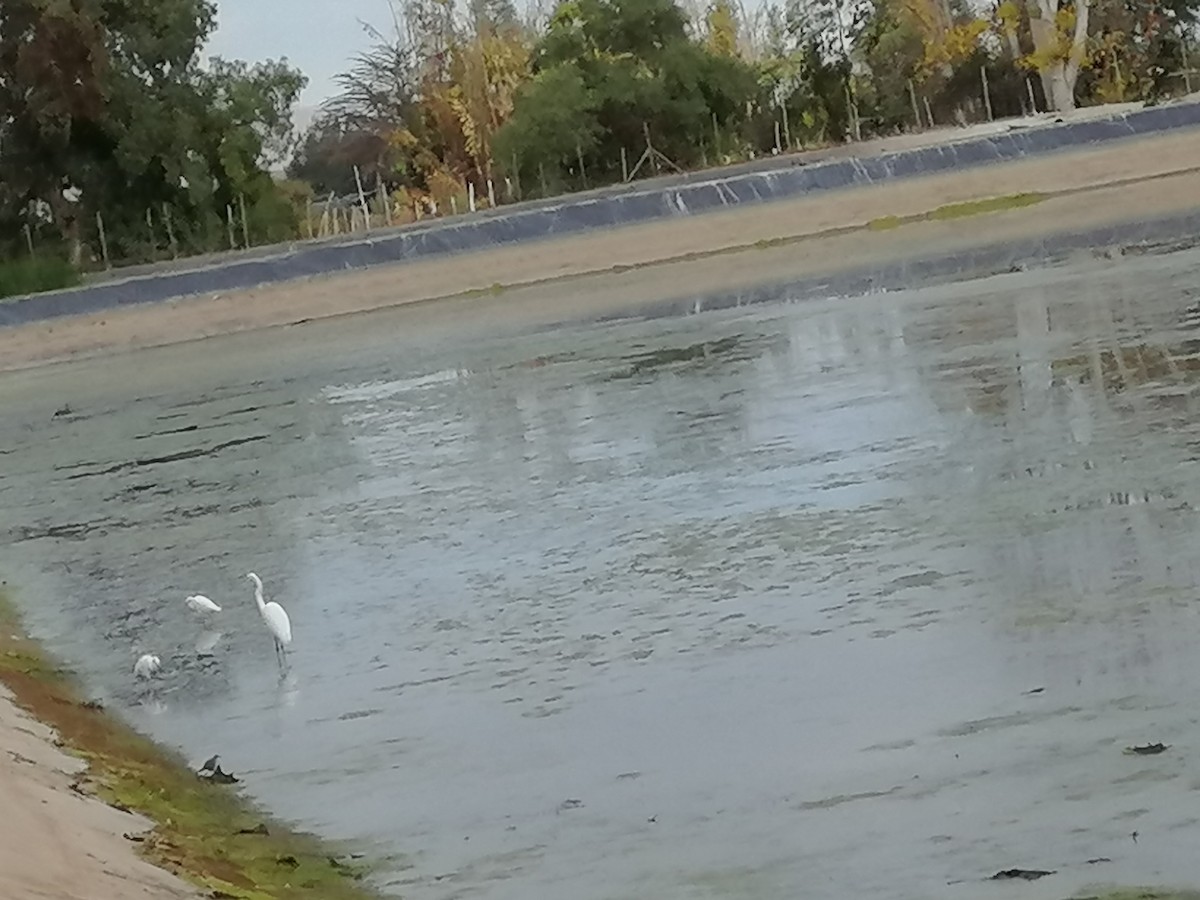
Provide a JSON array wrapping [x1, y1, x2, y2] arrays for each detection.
[[2, 0, 1197, 286]]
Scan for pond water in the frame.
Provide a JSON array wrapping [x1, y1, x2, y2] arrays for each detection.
[[4, 251, 1200, 899]]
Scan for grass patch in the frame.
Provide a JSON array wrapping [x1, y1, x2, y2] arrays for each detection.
[[1076, 892, 1200, 900], [0, 256, 80, 300], [0, 588, 384, 900], [868, 192, 1046, 231]]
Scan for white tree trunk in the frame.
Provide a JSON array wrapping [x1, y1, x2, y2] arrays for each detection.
[[1028, 0, 1090, 112], [1044, 63, 1077, 111]]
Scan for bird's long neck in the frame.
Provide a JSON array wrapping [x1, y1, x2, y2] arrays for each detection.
[[253, 584, 265, 613]]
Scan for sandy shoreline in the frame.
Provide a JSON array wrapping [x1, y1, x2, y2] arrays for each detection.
[[0, 685, 200, 900], [2, 127, 1199, 373]]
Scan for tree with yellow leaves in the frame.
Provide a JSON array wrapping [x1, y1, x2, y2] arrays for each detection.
[[706, 0, 741, 57]]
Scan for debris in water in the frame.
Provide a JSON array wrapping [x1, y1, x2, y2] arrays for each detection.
[[236, 823, 269, 835], [1086, 857, 1112, 864], [557, 798, 584, 813], [123, 832, 146, 842], [199, 763, 239, 784], [1124, 742, 1169, 755], [1024, 687, 1044, 695], [1131, 831, 1139, 843], [989, 869, 1055, 881]]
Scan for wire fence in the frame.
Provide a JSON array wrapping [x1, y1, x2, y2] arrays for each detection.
[[9, 73, 1199, 285]]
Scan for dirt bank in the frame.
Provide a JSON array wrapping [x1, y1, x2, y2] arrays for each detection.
[[0, 685, 200, 900], [1, 126, 1199, 372]]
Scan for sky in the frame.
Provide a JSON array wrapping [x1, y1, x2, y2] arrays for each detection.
[[206, 0, 398, 116]]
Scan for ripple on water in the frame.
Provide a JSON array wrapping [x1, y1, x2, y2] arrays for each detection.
[[8, 253, 1200, 897]]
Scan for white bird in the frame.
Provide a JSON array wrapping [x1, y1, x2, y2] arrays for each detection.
[[133, 653, 161, 679], [185, 594, 222, 614], [246, 572, 292, 667]]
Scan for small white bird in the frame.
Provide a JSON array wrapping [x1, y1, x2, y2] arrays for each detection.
[[133, 653, 161, 679], [185, 594, 222, 614], [246, 572, 292, 667]]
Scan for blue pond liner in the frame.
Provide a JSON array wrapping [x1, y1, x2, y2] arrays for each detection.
[[3, 100, 1200, 328]]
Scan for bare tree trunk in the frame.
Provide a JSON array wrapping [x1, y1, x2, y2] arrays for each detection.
[[1028, 0, 1090, 111], [48, 191, 84, 267]]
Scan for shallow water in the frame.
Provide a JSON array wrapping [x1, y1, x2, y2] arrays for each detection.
[[5, 252, 1200, 899]]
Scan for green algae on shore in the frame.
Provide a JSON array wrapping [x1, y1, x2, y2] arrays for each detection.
[[1079, 891, 1200, 900], [869, 192, 1046, 231], [0, 587, 386, 900]]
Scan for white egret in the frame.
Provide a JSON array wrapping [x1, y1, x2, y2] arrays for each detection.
[[246, 572, 292, 667], [185, 594, 222, 614], [133, 653, 161, 678]]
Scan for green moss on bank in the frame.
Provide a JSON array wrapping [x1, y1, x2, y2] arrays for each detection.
[[1078, 892, 1200, 900], [0, 256, 80, 299], [869, 192, 1046, 231], [0, 588, 384, 900]]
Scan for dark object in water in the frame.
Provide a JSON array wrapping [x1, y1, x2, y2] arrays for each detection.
[[211, 764, 239, 784], [237, 823, 269, 835], [123, 832, 145, 842], [53, 404, 72, 419], [990, 869, 1055, 881], [1124, 742, 1169, 755], [1086, 857, 1112, 864], [199, 762, 239, 784], [1024, 687, 1045, 695], [80, 699, 104, 710]]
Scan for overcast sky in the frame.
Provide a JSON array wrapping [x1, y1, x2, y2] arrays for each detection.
[[207, 0, 397, 111]]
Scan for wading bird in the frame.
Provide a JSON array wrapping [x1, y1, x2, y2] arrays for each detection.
[[133, 653, 161, 678], [185, 594, 222, 614], [246, 572, 292, 667]]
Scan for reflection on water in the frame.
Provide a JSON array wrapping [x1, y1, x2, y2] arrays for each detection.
[[5, 251, 1200, 898]]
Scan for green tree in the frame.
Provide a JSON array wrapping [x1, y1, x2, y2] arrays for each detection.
[[492, 64, 602, 190], [1, 0, 307, 267], [498, 0, 759, 189]]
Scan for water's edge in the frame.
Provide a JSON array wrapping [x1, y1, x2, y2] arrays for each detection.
[[0, 586, 387, 900]]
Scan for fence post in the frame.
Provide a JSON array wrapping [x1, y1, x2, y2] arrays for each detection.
[[981, 66, 994, 122], [96, 212, 110, 269], [23, 224, 34, 257], [353, 165, 371, 230], [162, 203, 178, 259], [908, 80, 921, 130], [238, 194, 250, 248]]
